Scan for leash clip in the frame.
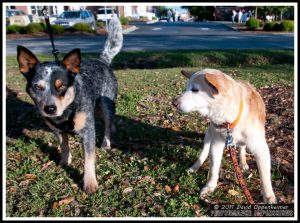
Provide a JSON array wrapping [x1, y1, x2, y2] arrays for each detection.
[[225, 126, 236, 149]]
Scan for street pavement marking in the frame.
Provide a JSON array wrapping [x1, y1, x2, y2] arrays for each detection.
[[152, 27, 162, 31]]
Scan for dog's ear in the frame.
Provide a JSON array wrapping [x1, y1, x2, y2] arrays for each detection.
[[204, 73, 228, 95], [181, 70, 193, 79], [17, 45, 39, 75], [62, 49, 81, 74]]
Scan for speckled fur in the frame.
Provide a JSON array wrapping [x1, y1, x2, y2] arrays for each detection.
[[17, 17, 123, 193]]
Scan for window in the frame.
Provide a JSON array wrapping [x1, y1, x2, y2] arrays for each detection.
[[30, 6, 43, 16], [98, 9, 113, 14], [81, 11, 89, 19], [58, 11, 81, 18]]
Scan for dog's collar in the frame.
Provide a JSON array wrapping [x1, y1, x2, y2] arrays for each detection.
[[215, 100, 244, 129]]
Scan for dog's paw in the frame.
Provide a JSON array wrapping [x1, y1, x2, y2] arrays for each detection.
[[101, 138, 111, 150], [264, 195, 277, 204], [83, 176, 98, 194], [60, 153, 72, 166], [187, 167, 198, 173], [240, 163, 249, 171], [200, 185, 216, 199]]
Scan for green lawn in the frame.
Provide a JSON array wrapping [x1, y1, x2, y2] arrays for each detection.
[[5, 50, 294, 217]]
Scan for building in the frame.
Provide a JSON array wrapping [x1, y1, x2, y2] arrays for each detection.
[[86, 5, 155, 20], [6, 5, 84, 17]]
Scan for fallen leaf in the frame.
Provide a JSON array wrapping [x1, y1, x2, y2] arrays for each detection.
[[182, 201, 190, 208], [25, 174, 37, 180], [191, 204, 200, 211], [153, 192, 161, 197], [19, 180, 30, 187], [41, 160, 53, 171], [58, 196, 75, 206], [173, 184, 180, 193], [144, 165, 150, 171], [164, 185, 171, 193], [123, 187, 133, 194], [9, 187, 17, 193], [171, 126, 181, 132], [52, 202, 58, 209], [228, 189, 239, 196]]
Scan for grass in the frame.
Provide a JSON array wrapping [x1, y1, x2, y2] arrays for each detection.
[[5, 50, 294, 217]]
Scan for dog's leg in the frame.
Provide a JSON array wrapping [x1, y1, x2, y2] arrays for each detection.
[[188, 128, 211, 173], [248, 138, 276, 204], [200, 138, 224, 199], [81, 127, 98, 193], [55, 132, 72, 166], [100, 97, 115, 149], [239, 145, 249, 171]]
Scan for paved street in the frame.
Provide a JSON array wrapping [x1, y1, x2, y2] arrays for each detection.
[[6, 21, 294, 56]]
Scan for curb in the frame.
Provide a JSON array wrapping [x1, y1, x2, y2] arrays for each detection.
[[123, 25, 139, 34], [222, 23, 239, 32], [146, 20, 159, 24]]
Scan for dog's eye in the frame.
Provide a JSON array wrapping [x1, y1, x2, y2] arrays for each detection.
[[191, 88, 199, 93], [34, 84, 44, 91], [58, 85, 66, 91], [55, 80, 66, 91]]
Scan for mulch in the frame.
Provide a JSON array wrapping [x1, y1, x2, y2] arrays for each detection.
[[258, 85, 294, 180]]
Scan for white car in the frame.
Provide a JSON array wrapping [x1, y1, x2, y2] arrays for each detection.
[[53, 10, 96, 30], [97, 8, 117, 22]]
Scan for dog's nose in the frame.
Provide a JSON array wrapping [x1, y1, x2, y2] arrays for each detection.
[[44, 105, 57, 115]]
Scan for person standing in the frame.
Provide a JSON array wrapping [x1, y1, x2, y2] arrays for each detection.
[[167, 9, 172, 22], [238, 9, 243, 23], [248, 9, 252, 18], [232, 9, 237, 23]]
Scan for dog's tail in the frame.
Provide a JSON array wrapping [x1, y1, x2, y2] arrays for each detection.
[[100, 16, 123, 65]]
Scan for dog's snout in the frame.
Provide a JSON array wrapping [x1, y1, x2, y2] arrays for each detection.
[[44, 105, 57, 115]]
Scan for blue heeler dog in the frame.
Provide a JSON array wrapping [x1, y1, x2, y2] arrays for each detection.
[[17, 17, 123, 193]]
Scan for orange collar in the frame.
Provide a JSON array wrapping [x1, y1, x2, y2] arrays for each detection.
[[217, 100, 244, 129]]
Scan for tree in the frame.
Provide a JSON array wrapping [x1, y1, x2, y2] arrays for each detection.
[[255, 6, 293, 21], [271, 6, 291, 20], [156, 6, 168, 19], [181, 6, 215, 21]]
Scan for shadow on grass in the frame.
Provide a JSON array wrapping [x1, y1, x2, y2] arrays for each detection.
[[6, 87, 204, 189]]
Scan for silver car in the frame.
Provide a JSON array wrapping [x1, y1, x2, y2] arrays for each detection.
[[52, 10, 96, 30]]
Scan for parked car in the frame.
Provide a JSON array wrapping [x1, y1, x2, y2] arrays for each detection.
[[6, 9, 26, 17], [52, 10, 96, 30], [6, 9, 30, 26], [97, 8, 117, 22]]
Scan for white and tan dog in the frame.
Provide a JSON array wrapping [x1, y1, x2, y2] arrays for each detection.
[[173, 69, 276, 204]]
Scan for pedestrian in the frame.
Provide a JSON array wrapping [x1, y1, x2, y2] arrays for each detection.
[[167, 9, 172, 22], [232, 9, 237, 23], [241, 10, 247, 22], [238, 9, 243, 23], [248, 9, 252, 18]]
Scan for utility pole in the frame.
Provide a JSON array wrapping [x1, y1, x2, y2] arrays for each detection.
[[104, 5, 108, 31], [255, 6, 258, 19]]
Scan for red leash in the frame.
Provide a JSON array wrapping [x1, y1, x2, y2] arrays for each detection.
[[228, 145, 255, 204], [221, 100, 255, 204]]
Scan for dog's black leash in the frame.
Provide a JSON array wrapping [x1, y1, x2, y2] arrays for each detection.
[[42, 7, 59, 62]]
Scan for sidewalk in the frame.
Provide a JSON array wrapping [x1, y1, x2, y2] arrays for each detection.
[[216, 21, 294, 34]]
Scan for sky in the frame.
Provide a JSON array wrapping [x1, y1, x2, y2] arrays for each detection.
[[170, 6, 188, 13]]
